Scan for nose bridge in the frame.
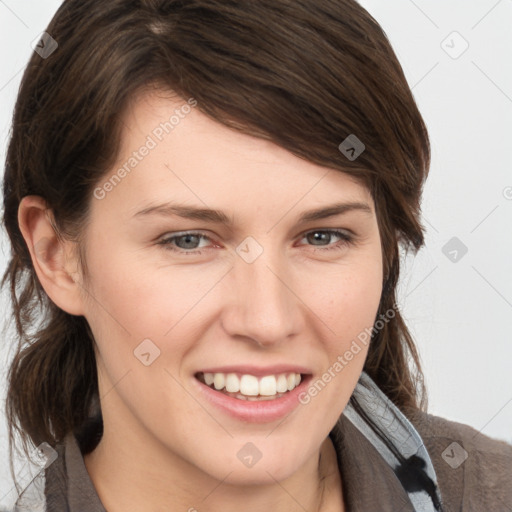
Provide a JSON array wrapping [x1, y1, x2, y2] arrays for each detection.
[[223, 240, 299, 345]]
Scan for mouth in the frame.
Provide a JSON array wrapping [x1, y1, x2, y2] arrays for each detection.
[[193, 367, 313, 423], [195, 371, 307, 401]]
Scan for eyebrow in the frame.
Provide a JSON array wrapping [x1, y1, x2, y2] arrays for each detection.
[[133, 201, 372, 225]]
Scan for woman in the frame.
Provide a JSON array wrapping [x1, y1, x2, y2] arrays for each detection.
[[2, 0, 511, 511]]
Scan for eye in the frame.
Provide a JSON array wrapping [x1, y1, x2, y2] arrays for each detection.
[[298, 229, 355, 252], [156, 229, 355, 255], [157, 231, 212, 255]]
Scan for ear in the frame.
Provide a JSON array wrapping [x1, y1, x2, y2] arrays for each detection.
[[18, 195, 86, 316]]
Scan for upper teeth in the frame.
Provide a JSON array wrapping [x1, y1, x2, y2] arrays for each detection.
[[203, 372, 301, 396]]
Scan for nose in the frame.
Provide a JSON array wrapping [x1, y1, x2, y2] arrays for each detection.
[[220, 244, 304, 348]]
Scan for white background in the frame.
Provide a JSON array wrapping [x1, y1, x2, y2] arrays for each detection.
[[0, 0, 511, 507]]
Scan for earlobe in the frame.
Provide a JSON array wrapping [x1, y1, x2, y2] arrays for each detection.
[[17, 195, 86, 316]]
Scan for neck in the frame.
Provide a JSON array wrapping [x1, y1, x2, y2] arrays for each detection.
[[83, 418, 344, 512]]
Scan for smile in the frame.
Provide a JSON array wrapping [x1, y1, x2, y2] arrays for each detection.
[[196, 371, 302, 401], [193, 365, 312, 422]]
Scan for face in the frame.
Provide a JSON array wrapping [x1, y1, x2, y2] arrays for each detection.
[[77, 89, 383, 484]]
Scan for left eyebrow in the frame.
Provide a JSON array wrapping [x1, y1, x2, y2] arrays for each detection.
[[132, 200, 373, 225], [297, 201, 373, 222]]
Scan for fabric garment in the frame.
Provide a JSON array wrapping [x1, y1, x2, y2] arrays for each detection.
[[13, 371, 512, 511]]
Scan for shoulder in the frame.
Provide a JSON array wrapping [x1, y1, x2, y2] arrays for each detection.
[[407, 409, 512, 512]]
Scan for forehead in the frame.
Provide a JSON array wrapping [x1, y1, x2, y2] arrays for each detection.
[[100, 88, 374, 222]]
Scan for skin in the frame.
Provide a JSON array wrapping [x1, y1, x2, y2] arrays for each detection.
[[18, 89, 383, 512]]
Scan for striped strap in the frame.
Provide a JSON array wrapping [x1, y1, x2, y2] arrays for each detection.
[[343, 371, 443, 511]]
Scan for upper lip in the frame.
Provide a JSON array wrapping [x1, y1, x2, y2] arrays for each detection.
[[196, 365, 312, 377]]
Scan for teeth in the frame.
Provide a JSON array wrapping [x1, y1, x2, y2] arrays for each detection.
[[200, 372, 303, 397], [240, 374, 259, 396], [276, 374, 288, 393], [259, 375, 277, 396], [225, 373, 240, 393], [213, 373, 225, 390]]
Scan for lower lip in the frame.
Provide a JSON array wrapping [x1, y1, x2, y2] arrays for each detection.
[[193, 375, 311, 423]]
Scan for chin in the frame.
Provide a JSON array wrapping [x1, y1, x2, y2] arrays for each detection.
[[196, 438, 312, 486]]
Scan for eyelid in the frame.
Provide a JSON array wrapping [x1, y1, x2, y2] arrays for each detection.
[[297, 226, 355, 239]]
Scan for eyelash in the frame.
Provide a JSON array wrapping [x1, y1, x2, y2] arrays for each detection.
[[156, 229, 355, 255]]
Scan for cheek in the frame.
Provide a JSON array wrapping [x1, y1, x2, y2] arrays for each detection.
[[305, 258, 383, 340], [83, 243, 204, 329], [302, 253, 383, 400], [81, 246, 232, 372], [293, 266, 382, 447]]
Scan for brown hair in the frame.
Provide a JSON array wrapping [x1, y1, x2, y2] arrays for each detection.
[[2, 0, 429, 481]]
